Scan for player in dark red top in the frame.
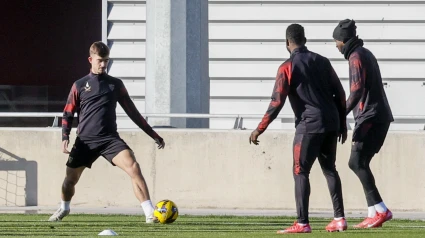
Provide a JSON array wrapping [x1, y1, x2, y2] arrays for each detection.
[[333, 19, 394, 229], [48, 42, 164, 223], [249, 24, 348, 233]]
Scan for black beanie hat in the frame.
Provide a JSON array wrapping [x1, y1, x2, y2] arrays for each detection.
[[333, 19, 357, 43]]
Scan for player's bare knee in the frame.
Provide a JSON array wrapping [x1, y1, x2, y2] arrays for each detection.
[[127, 160, 142, 178], [63, 177, 78, 188]]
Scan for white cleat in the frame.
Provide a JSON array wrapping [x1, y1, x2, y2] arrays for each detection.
[[48, 208, 70, 222], [145, 214, 158, 224]]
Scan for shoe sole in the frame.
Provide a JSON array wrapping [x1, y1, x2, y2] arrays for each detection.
[[277, 231, 312, 234], [353, 224, 382, 229], [327, 229, 347, 232]]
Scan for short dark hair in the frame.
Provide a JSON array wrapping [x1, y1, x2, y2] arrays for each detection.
[[286, 24, 306, 45], [89, 41, 110, 57]]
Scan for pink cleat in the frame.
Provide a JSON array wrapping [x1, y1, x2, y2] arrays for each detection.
[[277, 221, 312, 234], [326, 218, 347, 232], [367, 209, 393, 228]]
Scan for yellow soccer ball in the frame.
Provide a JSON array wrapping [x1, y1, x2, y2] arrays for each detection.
[[153, 199, 178, 224]]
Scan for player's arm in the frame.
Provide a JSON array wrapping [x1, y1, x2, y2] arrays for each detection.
[[62, 83, 79, 153], [256, 63, 291, 134], [117, 82, 164, 148], [346, 54, 366, 115], [62, 83, 79, 141], [328, 61, 347, 143]]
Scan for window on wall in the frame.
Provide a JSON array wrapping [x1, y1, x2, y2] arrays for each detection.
[[0, 0, 102, 127]]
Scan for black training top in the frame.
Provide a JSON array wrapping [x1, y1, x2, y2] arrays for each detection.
[[346, 46, 394, 125], [62, 72, 162, 142], [257, 46, 347, 135]]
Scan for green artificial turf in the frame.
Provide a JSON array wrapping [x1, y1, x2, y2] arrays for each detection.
[[0, 214, 424, 237]]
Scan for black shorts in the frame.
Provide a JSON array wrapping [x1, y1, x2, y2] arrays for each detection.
[[66, 136, 131, 169], [352, 122, 390, 154]]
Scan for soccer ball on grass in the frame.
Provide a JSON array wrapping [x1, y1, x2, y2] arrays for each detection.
[[153, 199, 178, 224]]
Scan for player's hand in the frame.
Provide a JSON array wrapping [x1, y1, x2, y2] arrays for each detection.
[[62, 140, 70, 154], [155, 138, 165, 149], [249, 129, 261, 145], [338, 129, 347, 144]]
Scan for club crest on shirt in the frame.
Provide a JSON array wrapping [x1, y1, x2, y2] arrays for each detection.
[[84, 82, 91, 92], [109, 84, 115, 91]]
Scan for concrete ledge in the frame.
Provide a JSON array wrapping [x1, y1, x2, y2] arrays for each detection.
[[0, 129, 424, 212]]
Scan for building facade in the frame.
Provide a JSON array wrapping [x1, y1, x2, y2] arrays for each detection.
[[2, 0, 424, 130]]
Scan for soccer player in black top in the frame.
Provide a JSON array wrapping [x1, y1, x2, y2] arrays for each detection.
[[333, 19, 394, 228], [48, 42, 165, 223], [249, 24, 348, 233]]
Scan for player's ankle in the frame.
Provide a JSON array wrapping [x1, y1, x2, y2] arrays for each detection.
[[141, 200, 154, 217], [60, 200, 71, 210], [374, 202, 388, 213]]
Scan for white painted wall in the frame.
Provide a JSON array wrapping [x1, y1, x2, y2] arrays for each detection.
[[105, 0, 147, 128], [208, 0, 425, 130], [104, 0, 425, 130]]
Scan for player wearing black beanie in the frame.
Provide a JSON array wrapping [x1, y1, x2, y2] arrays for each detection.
[[333, 19, 394, 229]]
